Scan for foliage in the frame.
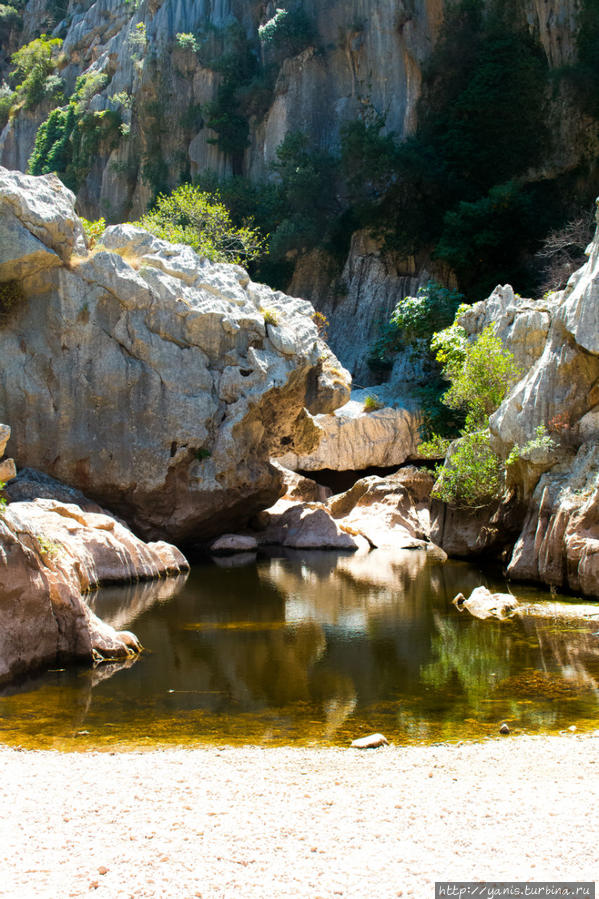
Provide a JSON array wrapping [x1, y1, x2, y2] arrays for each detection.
[[0, 2, 21, 42], [176, 32, 198, 53], [417, 434, 451, 458], [425, 315, 523, 507], [0, 83, 15, 129], [311, 310, 328, 339], [0, 278, 25, 321], [137, 183, 267, 265], [367, 283, 466, 439], [437, 323, 522, 432], [202, 24, 260, 170], [270, 131, 338, 257], [431, 429, 505, 508], [339, 116, 398, 219], [506, 426, 555, 466], [110, 90, 132, 109], [28, 100, 121, 191], [262, 308, 279, 326], [128, 22, 147, 58], [81, 217, 106, 248], [363, 394, 383, 412], [0, 481, 5, 513], [10, 35, 63, 109], [259, 5, 315, 58]]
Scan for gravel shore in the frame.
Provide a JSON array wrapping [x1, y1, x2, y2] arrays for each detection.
[[0, 734, 597, 898]]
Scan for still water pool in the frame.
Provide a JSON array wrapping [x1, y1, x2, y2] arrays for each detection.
[[1, 548, 599, 750]]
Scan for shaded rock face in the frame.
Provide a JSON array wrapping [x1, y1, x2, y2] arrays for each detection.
[[0, 493, 188, 685], [0, 169, 350, 542]]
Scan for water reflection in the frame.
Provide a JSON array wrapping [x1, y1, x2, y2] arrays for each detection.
[[0, 551, 598, 749]]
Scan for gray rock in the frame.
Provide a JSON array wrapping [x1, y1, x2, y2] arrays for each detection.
[[0, 170, 350, 543]]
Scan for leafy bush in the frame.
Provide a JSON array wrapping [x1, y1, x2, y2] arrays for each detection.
[[137, 183, 267, 266], [10, 35, 62, 109], [81, 217, 106, 248], [506, 426, 556, 466], [202, 24, 260, 170], [259, 6, 315, 57], [432, 430, 505, 508], [363, 394, 383, 412], [437, 323, 522, 432], [176, 32, 198, 53], [0, 82, 15, 129], [28, 101, 121, 191], [262, 308, 278, 326], [426, 318, 523, 507]]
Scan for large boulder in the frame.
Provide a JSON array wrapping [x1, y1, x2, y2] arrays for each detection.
[[0, 496, 188, 684], [278, 386, 420, 472], [0, 169, 350, 542], [327, 466, 435, 551]]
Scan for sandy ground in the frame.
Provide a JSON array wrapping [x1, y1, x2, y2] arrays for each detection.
[[0, 734, 597, 899]]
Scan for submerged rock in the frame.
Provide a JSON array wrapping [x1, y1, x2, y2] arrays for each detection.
[[350, 733, 389, 749], [453, 586, 519, 621], [0, 169, 350, 543]]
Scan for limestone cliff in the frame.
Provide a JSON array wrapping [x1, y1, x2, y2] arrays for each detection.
[[432, 204, 599, 597], [0, 167, 350, 542]]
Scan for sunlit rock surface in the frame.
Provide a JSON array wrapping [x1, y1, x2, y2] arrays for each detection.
[[0, 168, 350, 542], [278, 386, 421, 472]]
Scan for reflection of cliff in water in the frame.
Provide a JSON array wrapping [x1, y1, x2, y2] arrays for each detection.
[[2, 551, 599, 748]]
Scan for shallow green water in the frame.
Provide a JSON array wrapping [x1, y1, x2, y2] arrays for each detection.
[[1, 548, 599, 750]]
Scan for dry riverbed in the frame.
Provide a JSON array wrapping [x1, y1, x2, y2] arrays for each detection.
[[0, 734, 597, 898]]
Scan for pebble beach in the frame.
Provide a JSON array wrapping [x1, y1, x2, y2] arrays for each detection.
[[0, 733, 597, 898]]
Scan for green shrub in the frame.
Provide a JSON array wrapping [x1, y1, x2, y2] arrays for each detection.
[[176, 32, 199, 52], [506, 426, 556, 465], [0, 82, 15, 129], [432, 430, 505, 508], [363, 394, 383, 412], [137, 183, 267, 266], [10, 35, 63, 109], [259, 5, 315, 57], [262, 308, 278, 326], [28, 101, 121, 191], [128, 22, 147, 59], [81, 216, 106, 248], [437, 323, 522, 432], [425, 318, 523, 507]]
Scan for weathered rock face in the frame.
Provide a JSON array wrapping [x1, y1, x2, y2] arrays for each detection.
[[327, 466, 435, 551], [278, 386, 421, 473], [249, 464, 437, 554], [0, 494, 188, 685], [0, 168, 350, 542], [507, 443, 599, 596], [433, 204, 599, 596]]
